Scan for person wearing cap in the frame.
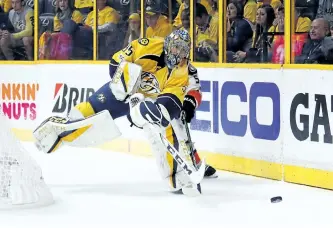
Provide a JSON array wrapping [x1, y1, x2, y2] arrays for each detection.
[[128, 13, 141, 43], [145, 5, 172, 38]]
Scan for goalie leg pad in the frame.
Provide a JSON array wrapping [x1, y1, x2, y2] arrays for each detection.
[[33, 117, 66, 153], [33, 111, 121, 153], [145, 124, 202, 196]]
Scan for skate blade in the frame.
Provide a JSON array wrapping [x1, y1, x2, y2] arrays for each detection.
[[204, 173, 219, 179]]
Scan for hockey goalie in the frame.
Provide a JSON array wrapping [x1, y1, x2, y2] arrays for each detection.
[[33, 30, 215, 196]]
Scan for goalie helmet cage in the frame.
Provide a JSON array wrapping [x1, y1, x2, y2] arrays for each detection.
[[0, 111, 53, 209]]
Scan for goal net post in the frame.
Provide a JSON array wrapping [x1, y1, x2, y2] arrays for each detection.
[[0, 111, 53, 208]]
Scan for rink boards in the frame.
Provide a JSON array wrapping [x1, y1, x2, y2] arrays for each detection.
[[1, 64, 333, 190]]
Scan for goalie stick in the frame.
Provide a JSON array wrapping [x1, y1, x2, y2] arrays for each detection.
[[143, 123, 206, 185], [180, 111, 199, 170]]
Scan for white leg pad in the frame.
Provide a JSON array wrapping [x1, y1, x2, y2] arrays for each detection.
[[33, 110, 121, 153]]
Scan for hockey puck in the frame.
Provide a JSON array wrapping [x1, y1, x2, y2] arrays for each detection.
[[270, 196, 282, 203]]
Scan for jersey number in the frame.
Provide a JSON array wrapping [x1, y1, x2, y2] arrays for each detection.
[[193, 73, 199, 84], [122, 45, 133, 56]]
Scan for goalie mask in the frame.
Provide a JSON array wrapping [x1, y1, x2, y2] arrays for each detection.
[[164, 29, 191, 69]]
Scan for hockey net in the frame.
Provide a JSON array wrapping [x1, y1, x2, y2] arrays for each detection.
[[0, 111, 53, 208]]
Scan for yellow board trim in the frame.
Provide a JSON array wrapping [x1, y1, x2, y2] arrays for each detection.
[[129, 139, 283, 181], [0, 61, 35, 65], [11, 129, 333, 191], [12, 129, 35, 141], [284, 165, 333, 190], [283, 64, 333, 70], [127, 140, 333, 190]]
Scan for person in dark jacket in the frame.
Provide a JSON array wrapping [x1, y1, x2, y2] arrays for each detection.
[[296, 18, 333, 64], [226, 0, 253, 53]]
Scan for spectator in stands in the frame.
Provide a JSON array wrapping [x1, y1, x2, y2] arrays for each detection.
[[173, 0, 213, 29], [295, 7, 311, 32], [0, 0, 10, 13], [257, 0, 282, 10], [195, 2, 218, 62], [173, 0, 189, 29], [234, 4, 275, 62], [180, 8, 190, 32], [74, 0, 93, 14], [198, 0, 213, 16], [0, 0, 33, 60], [316, 0, 333, 25], [207, 0, 218, 18], [242, 0, 257, 25], [226, 0, 253, 62], [159, 0, 181, 19], [271, 6, 311, 35], [85, 0, 120, 31], [127, 13, 141, 44], [145, 4, 172, 38], [85, 0, 120, 59], [273, 6, 284, 32], [54, 0, 83, 32], [296, 18, 333, 63], [39, 0, 87, 60]]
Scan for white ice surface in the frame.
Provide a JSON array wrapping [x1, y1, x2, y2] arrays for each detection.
[[1, 143, 333, 228]]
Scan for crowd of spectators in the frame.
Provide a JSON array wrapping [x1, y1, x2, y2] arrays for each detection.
[[1, 0, 333, 63], [0, 0, 34, 60], [226, 0, 333, 63]]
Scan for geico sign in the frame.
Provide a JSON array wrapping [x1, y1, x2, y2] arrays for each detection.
[[191, 80, 280, 141], [290, 93, 333, 143]]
